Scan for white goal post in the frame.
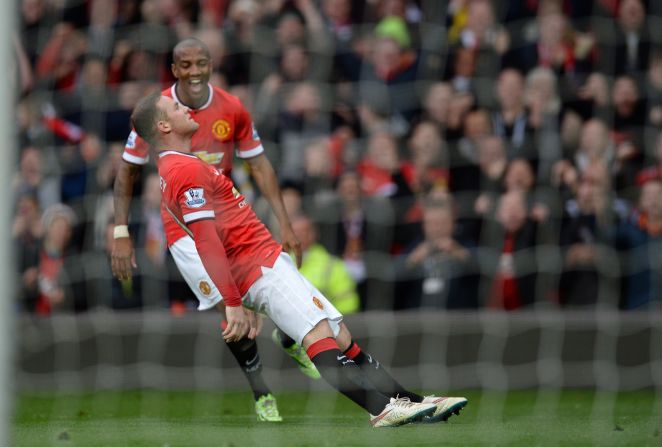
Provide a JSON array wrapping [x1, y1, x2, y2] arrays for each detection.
[[1, 1, 17, 446]]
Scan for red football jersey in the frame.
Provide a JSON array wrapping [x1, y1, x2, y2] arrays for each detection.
[[157, 150, 282, 296], [123, 83, 264, 245]]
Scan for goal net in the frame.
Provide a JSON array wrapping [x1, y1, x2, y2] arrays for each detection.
[[11, 0, 662, 444]]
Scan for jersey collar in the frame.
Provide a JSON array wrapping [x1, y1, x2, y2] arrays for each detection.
[[170, 83, 213, 110], [159, 150, 199, 159]]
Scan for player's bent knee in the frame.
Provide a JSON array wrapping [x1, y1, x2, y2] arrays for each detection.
[[301, 319, 335, 350]]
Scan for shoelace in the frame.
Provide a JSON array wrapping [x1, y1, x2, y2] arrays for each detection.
[[391, 397, 418, 409]]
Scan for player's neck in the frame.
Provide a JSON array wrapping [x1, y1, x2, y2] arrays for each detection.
[[158, 133, 193, 154], [175, 82, 210, 110]]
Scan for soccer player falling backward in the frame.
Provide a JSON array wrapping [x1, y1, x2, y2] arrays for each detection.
[[111, 38, 314, 422], [129, 90, 468, 427]]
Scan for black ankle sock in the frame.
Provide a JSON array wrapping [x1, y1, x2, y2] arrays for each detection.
[[225, 337, 270, 400], [274, 328, 296, 349], [344, 341, 423, 402], [308, 338, 390, 415]]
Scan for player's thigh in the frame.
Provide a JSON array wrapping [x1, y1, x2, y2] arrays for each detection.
[[246, 253, 343, 345], [169, 236, 222, 311]]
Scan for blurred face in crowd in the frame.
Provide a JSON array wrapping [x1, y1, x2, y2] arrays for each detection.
[[526, 68, 557, 109], [282, 186, 302, 218], [619, 0, 645, 32], [292, 215, 317, 251], [337, 171, 362, 203], [424, 82, 453, 125], [579, 120, 609, 160], [640, 181, 662, 219], [582, 162, 611, 192], [409, 122, 443, 167], [81, 58, 108, 90], [304, 138, 333, 177], [612, 76, 639, 116], [286, 82, 322, 116], [20, 147, 42, 186], [281, 45, 309, 81], [467, 0, 494, 35], [497, 191, 528, 233], [323, 0, 351, 22], [172, 45, 212, 107], [368, 131, 399, 171], [423, 205, 454, 242], [371, 38, 402, 76], [453, 47, 476, 78], [277, 13, 305, 46], [504, 159, 535, 192], [463, 109, 492, 141], [648, 56, 662, 90], [22, 0, 44, 25], [497, 69, 525, 111], [576, 180, 597, 213], [538, 12, 566, 47], [478, 136, 506, 170]]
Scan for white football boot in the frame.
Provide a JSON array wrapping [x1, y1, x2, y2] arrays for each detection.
[[370, 397, 436, 427], [420, 396, 468, 423]]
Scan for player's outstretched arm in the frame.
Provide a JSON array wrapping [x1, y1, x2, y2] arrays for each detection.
[[111, 161, 141, 280], [246, 154, 302, 267]]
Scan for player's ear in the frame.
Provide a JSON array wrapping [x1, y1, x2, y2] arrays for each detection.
[[157, 119, 171, 134], [171, 62, 177, 78]]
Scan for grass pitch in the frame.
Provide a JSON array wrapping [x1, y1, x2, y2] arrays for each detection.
[[14, 390, 661, 446]]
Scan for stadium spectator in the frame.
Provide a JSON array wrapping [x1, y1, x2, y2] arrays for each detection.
[[597, 0, 650, 77], [481, 190, 541, 309], [645, 52, 662, 128], [290, 214, 361, 314], [396, 198, 478, 309], [14, 192, 43, 312], [636, 132, 662, 186], [315, 170, 395, 310], [559, 166, 621, 307], [613, 179, 662, 309]]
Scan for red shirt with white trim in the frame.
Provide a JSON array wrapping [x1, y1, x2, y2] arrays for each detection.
[[157, 150, 282, 297], [123, 84, 264, 246]]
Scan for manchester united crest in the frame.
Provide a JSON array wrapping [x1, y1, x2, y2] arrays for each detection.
[[212, 119, 231, 140], [199, 281, 212, 296], [312, 296, 324, 310]]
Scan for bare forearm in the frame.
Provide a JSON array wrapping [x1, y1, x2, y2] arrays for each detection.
[[248, 155, 291, 226], [113, 161, 141, 225]]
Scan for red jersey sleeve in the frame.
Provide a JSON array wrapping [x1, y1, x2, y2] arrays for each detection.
[[123, 129, 150, 165], [234, 105, 264, 159], [171, 162, 242, 306]]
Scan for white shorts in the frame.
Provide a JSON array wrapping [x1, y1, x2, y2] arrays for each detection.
[[169, 236, 223, 311], [244, 253, 343, 345], [170, 237, 343, 344]]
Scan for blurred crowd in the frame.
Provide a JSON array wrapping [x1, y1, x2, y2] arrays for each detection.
[[13, 0, 662, 314]]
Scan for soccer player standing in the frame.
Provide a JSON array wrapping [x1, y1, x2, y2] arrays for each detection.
[[129, 92, 468, 427], [110, 38, 316, 422]]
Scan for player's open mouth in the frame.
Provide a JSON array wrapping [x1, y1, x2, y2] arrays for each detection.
[[188, 79, 203, 94]]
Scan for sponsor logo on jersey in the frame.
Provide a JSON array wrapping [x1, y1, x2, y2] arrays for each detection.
[[313, 296, 324, 310], [251, 122, 260, 140], [198, 280, 212, 296], [126, 130, 137, 149], [193, 150, 224, 165], [212, 119, 231, 140], [184, 188, 206, 208]]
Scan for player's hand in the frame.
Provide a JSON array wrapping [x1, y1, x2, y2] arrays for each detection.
[[111, 237, 137, 281], [246, 309, 264, 340], [223, 305, 249, 342], [281, 225, 302, 268]]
